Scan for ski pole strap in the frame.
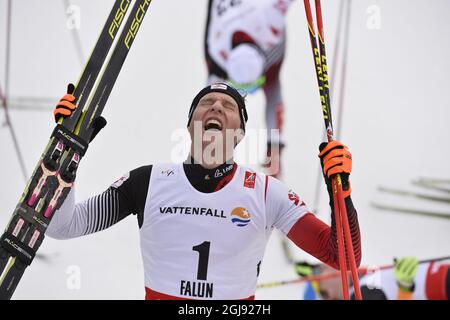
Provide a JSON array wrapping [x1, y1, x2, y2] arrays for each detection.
[[51, 124, 89, 157], [0, 233, 36, 266]]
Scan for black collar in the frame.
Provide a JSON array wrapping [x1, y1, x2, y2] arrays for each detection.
[[183, 157, 236, 193]]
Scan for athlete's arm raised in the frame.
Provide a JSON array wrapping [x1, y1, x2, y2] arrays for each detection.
[[46, 87, 152, 239], [266, 141, 361, 269]]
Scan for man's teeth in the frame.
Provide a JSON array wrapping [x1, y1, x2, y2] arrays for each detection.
[[205, 119, 222, 130], [207, 119, 221, 126]]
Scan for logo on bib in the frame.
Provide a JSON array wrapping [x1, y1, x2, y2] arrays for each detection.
[[161, 169, 174, 177], [244, 171, 256, 189], [288, 189, 305, 206], [231, 207, 251, 227]]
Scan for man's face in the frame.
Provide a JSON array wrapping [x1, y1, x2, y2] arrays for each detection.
[[189, 92, 242, 135], [188, 92, 244, 166]]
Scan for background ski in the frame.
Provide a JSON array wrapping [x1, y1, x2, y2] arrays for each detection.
[[0, 0, 151, 300], [1, 96, 56, 111], [371, 202, 450, 220], [412, 179, 450, 194], [378, 186, 450, 204], [416, 177, 450, 185]]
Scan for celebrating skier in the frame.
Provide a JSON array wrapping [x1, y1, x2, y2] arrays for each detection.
[[47, 82, 361, 300], [204, 0, 295, 178]]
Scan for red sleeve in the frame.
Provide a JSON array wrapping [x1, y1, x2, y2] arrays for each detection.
[[287, 197, 361, 270], [426, 263, 450, 300]]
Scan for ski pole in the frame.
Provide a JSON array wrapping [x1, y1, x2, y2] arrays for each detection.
[[311, 0, 346, 214], [335, 0, 352, 140], [303, 0, 361, 300], [314, 0, 362, 300], [303, 0, 349, 299]]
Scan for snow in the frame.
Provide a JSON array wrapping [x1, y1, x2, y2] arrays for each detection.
[[0, 0, 449, 299]]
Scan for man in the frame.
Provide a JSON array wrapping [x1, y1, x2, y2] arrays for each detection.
[[204, 0, 294, 178], [296, 257, 450, 300], [49, 82, 360, 300]]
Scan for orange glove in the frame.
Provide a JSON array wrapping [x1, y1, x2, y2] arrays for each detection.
[[54, 83, 76, 122], [53, 83, 107, 142], [318, 140, 352, 198]]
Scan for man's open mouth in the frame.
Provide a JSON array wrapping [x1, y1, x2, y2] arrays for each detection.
[[204, 119, 223, 131]]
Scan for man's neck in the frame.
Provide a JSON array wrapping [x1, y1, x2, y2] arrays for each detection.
[[187, 154, 234, 169], [183, 156, 237, 193]]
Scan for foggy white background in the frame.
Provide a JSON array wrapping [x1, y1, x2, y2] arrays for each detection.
[[0, 0, 449, 299]]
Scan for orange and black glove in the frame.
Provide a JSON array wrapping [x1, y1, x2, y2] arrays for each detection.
[[53, 83, 107, 142], [54, 83, 76, 123], [318, 140, 352, 198]]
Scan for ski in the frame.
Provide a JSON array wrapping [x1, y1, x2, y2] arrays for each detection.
[[416, 177, 450, 185], [0, 0, 151, 300], [412, 180, 450, 194], [371, 202, 450, 220], [378, 186, 450, 204]]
